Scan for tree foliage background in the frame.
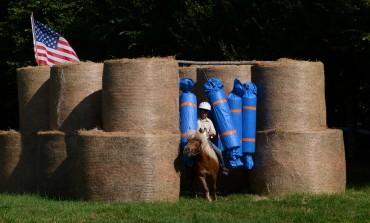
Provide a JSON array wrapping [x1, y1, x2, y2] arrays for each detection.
[[0, 0, 369, 151]]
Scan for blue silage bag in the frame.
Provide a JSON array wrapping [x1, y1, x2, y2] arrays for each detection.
[[241, 155, 254, 170], [216, 135, 224, 151], [242, 82, 257, 154], [179, 78, 197, 167], [241, 82, 257, 169], [204, 78, 240, 150], [227, 78, 245, 157], [179, 78, 198, 151]]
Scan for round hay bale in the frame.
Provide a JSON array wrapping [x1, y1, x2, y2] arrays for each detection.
[[196, 65, 251, 103], [102, 57, 179, 132], [249, 129, 346, 194], [0, 130, 21, 193], [18, 133, 39, 193], [50, 62, 103, 133], [0, 131, 38, 193], [17, 66, 50, 133], [179, 66, 198, 82], [75, 130, 180, 202], [251, 58, 327, 131], [36, 131, 77, 198]]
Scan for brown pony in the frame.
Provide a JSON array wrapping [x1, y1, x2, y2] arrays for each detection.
[[183, 130, 220, 202]]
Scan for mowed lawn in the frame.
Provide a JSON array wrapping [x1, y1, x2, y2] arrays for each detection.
[[0, 159, 369, 223]]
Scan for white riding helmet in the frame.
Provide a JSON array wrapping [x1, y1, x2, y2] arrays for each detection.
[[199, 102, 211, 111]]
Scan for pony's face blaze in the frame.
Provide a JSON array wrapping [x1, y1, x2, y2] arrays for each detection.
[[183, 136, 201, 157]]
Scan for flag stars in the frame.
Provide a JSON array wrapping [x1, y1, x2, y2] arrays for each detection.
[[34, 21, 60, 49], [32, 18, 79, 65]]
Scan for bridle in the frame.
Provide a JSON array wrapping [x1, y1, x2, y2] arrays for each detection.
[[184, 138, 202, 157]]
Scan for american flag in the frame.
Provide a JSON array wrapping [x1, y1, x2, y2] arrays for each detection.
[[32, 18, 79, 66]]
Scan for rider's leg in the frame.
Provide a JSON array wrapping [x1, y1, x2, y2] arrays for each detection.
[[208, 140, 229, 175]]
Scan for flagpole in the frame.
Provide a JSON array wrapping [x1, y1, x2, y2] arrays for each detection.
[[30, 12, 39, 65]]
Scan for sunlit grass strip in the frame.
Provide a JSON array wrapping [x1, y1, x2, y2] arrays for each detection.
[[0, 187, 370, 223]]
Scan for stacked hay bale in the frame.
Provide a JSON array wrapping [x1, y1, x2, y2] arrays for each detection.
[[11, 66, 53, 193], [0, 130, 38, 193], [38, 61, 103, 198], [75, 130, 179, 202], [102, 58, 178, 132], [195, 65, 252, 193], [36, 131, 77, 198], [249, 58, 346, 194], [17, 66, 50, 132], [0, 130, 38, 194], [179, 66, 198, 82], [7, 62, 102, 197], [0, 130, 22, 193], [75, 57, 180, 202], [196, 65, 251, 103], [50, 62, 103, 133]]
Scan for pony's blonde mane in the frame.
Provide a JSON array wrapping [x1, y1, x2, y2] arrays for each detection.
[[187, 130, 218, 162]]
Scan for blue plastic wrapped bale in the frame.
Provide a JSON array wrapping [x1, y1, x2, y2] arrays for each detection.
[[227, 78, 245, 157], [179, 78, 198, 151], [226, 150, 244, 168], [242, 82, 257, 154], [179, 78, 197, 167], [204, 78, 240, 150], [216, 134, 224, 152], [217, 134, 243, 168], [241, 155, 254, 170], [241, 82, 257, 169]]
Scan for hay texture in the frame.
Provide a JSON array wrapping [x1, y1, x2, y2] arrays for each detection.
[[196, 65, 251, 103], [179, 66, 198, 81], [102, 57, 179, 132], [50, 62, 103, 133], [0, 130, 21, 193], [251, 58, 327, 131], [249, 129, 346, 194], [75, 130, 180, 202], [17, 66, 50, 133], [36, 131, 77, 198], [0, 131, 38, 193]]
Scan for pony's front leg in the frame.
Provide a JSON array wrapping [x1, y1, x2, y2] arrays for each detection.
[[211, 173, 217, 201], [198, 176, 211, 202]]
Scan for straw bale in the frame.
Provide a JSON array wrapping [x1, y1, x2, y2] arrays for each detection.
[[249, 129, 346, 194], [50, 62, 103, 133], [179, 66, 198, 81], [17, 66, 50, 133], [36, 131, 77, 198], [18, 133, 39, 193], [196, 65, 251, 103], [102, 57, 179, 132], [0, 131, 38, 193], [0, 131, 21, 192], [75, 130, 180, 202], [251, 58, 327, 131]]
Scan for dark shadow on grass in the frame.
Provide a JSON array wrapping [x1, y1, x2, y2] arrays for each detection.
[[346, 151, 370, 190]]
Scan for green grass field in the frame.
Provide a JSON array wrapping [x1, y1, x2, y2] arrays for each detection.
[[0, 158, 369, 223], [1, 188, 370, 223]]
